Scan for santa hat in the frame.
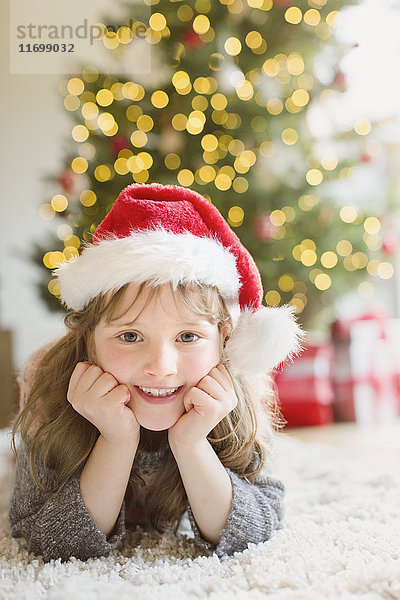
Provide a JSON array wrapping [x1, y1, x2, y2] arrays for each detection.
[[55, 182, 303, 375]]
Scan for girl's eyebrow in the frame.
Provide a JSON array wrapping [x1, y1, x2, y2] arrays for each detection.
[[108, 319, 212, 329]]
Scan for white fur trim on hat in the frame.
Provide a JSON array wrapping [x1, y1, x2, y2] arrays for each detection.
[[54, 228, 240, 311], [225, 305, 304, 374]]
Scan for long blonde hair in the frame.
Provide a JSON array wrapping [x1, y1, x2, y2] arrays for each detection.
[[12, 282, 284, 532]]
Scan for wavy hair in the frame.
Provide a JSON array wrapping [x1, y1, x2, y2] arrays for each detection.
[[12, 282, 284, 532]]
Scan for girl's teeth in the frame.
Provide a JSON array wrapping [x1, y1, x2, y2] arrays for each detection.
[[139, 387, 178, 397]]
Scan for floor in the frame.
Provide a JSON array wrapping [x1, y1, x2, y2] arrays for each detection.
[[278, 416, 400, 449]]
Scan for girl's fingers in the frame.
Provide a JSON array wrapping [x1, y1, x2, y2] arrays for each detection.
[[89, 370, 120, 398], [67, 362, 92, 397], [205, 364, 232, 393]]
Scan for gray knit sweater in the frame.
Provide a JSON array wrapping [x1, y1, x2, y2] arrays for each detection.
[[9, 438, 285, 563]]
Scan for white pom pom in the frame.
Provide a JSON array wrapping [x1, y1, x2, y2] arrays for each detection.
[[225, 305, 305, 375]]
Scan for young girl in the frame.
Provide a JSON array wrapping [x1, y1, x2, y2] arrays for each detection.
[[9, 182, 302, 563]]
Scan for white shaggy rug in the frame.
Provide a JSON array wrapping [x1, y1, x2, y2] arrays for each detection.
[[0, 427, 399, 600]]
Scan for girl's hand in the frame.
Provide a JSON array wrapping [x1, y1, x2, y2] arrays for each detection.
[[67, 362, 140, 445], [168, 363, 237, 448]]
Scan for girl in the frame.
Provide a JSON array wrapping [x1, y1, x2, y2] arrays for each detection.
[[9, 182, 302, 563]]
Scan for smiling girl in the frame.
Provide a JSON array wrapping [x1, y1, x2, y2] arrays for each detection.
[[10, 183, 302, 562]]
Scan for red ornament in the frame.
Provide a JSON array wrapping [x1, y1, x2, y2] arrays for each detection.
[[58, 168, 77, 193], [273, 0, 293, 6], [253, 214, 276, 242], [361, 152, 373, 163], [182, 28, 203, 48], [110, 134, 129, 155], [333, 70, 347, 92], [382, 231, 399, 256]]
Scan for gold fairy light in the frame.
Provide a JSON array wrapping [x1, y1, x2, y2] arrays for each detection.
[[98, 113, 116, 133], [128, 156, 142, 173], [354, 119, 372, 136], [321, 154, 338, 170], [287, 54, 305, 75], [266, 99, 283, 115], [321, 251, 338, 268], [367, 260, 379, 276], [198, 165, 216, 182], [352, 252, 368, 269], [233, 177, 248, 193], [270, 210, 286, 226], [215, 173, 232, 190], [292, 89, 310, 107], [64, 95, 80, 111], [262, 58, 279, 77], [96, 89, 113, 106], [130, 131, 147, 147], [304, 9, 321, 26], [236, 80, 254, 101], [201, 134, 219, 151], [224, 37, 242, 56], [306, 169, 323, 186], [364, 216, 381, 234], [72, 125, 89, 143], [377, 262, 394, 279], [172, 71, 192, 94], [63, 246, 80, 260], [177, 169, 194, 186], [186, 110, 206, 134], [151, 90, 169, 108], [192, 95, 208, 111], [80, 190, 97, 207], [339, 206, 357, 223], [57, 224, 73, 240], [326, 11, 339, 27], [71, 157, 87, 174], [301, 250, 317, 267], [149, 13, 167, 31], [81, 66, 98, 83], [67, 78, 84, 96], [298, 194, 319, 211], [227, 206, 244, 227], [103, 31, 119, 50], [265, 290, 281, 306], [165, 153, 181, 169], [177, 5, 193, 20], [171, 113, 187, 131], [314, 273, 331, 290], [114, 157, 130, 175], [281, 128, 298, 145], [137, 115, 154, 132], [133, 170, 149, 183], [94, 165, 112, 181], [43, 251, 65, 269], [285, 7, 302, 24], [48, 279, 61, 297], [363, 233, 382, 251], [211, 93, 227, 110], [122, 82, 145, 101], [193, 15, 210, 34], [336, 240, 352, 256], [278, 275, 295, 292], [82, 102, 98, 119]]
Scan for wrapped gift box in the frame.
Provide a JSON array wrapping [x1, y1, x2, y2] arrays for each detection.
[[331, 313, 400, 424], [274, 344, 335, 427]]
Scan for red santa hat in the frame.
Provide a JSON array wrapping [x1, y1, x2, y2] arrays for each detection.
[[55, 182, 303, 374]]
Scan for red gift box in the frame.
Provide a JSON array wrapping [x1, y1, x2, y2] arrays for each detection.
[[274, 344, 335, 427], [331, 312, 400, 423]]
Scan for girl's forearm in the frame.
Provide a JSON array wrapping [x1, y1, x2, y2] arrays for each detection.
[[80, 434, 139, 537], [169, 438, 232, 545]]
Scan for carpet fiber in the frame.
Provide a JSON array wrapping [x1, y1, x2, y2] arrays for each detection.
[[0, 428, 399, 599]]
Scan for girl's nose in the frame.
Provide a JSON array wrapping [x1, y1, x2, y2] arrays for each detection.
[[144, 344, 178, 378]]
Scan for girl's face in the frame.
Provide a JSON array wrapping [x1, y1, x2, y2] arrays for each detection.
[[91, 283, 226, 431]]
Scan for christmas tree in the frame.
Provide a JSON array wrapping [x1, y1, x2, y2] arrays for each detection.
[[34, 0, 394, 330]]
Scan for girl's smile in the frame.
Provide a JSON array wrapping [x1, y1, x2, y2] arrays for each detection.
[[90, 283, 226, 431]]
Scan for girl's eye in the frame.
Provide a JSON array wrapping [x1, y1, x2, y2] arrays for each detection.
[[179, 332, 199, 343], [120, 332, 141, 343]]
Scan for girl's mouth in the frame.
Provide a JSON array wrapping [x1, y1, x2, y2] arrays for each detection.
[[134, 385, 183, 405]]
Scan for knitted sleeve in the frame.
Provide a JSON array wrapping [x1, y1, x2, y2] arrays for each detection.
[[186, 468, 285, 557], [8, 442, 126, 562]]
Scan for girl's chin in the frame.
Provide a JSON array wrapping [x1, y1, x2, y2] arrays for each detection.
[[135, 406, 184, 432]]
